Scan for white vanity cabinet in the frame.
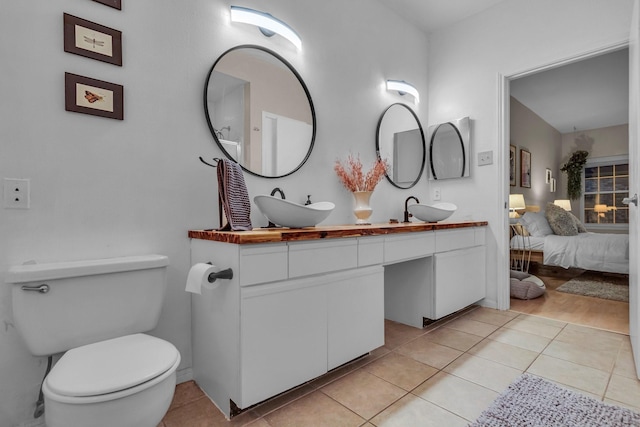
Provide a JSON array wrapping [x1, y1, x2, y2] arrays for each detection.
[[190, 238, 384, 416], [189, 223, 486, 418]]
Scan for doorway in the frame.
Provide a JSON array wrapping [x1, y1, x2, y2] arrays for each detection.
[[501, 45, 631, 334]]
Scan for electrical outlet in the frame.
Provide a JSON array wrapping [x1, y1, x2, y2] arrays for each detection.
[[4, 178, 30, 209], [433, 188, 441, 201], [478, 150, 493, 166]]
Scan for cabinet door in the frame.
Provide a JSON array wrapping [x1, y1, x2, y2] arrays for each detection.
[[240, 278, 327, 408], [433, 246, 486, 319], [327, 266, 384, 370]]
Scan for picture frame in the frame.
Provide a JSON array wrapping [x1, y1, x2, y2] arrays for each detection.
[[65, 72, 124, 120], [92, 0, 122, 10], [545, 168, 552, 184], [550, 177, 556, 193], [64, 13, 122, 66], [509, 145, 516, 186], [520, 149, 531, 188]]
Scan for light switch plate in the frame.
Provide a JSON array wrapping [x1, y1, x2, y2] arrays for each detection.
[[478, 151, 493, 166], [4, 178, 30, 209]]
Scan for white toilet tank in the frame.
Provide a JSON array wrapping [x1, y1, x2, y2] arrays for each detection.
[[6, 255, 169, 356]]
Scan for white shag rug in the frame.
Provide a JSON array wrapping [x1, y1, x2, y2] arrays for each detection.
[[470, 374, 640, 427]]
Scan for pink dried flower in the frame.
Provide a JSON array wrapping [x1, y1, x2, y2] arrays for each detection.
[[334, 154, 389, 192]]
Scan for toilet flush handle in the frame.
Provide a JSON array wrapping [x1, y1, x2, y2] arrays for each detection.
[[21, 284, 50, 293]]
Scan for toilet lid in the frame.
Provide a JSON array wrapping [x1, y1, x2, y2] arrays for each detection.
[[45, 333, 179, 397]]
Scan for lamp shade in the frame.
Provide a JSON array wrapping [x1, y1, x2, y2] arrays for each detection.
[[553, 199, 572, 211], [509, 194, 526, 210]]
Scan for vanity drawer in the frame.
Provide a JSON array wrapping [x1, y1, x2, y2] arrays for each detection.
[[239, 244, 288, 286], [358, 236, 384, 267], [435, 228, 477, 253], [384, 232, 435, 264], [288, 239, 358, 278]]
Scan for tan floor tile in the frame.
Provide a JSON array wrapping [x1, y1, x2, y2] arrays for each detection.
[[363, 352, 438, 391], [252, 384, 315, 417], [514, 313, 567, 328], [370, 393, 468, 427], [543, 340, 617, 372], [527, 354, 610, 396], [443, 353, 523, 392], [395, 336, 463, 369], [384, 319, 426, 350], [556, 324, 625, 352], [413, 371, 498, 421], [605, 374, 640, 408], [503, 315, 564, 339], [162, 396, 260, 427], [244, 420, 272, 427], [462, 307, 518, 326], [168, 380, 206, 411], [487, 327, 551, 352], [467, 338, 538, 370], [442, 317, 499, 337], [264, 391, 364, 427], [613, 347, 639, 379], [423, 327, 484, 351], [321, 369, 406, 419]]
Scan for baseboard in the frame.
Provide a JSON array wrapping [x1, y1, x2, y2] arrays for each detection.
[[176, 367, 193, 384]]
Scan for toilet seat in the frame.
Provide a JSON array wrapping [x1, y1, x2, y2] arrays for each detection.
[[44, 333, 180, 403]]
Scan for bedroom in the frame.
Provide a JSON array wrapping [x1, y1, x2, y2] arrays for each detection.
[[508, 47, 630, 333]]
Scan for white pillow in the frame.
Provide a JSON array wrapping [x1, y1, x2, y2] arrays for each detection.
[[520, 212, 554, 237]]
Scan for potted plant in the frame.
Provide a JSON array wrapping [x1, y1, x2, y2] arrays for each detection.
[[560, 150, 589, 200]]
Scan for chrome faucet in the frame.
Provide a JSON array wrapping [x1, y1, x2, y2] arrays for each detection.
[[404, 196, 420, 223], [270, 187, 286, 199]]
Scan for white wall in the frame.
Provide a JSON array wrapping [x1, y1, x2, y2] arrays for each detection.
[[510, 97, 562, 209], [0, 1, 429, 425], [428, 0, 634, 310]]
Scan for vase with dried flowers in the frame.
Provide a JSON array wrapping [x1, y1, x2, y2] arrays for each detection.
[[334, 154, 388, 224]]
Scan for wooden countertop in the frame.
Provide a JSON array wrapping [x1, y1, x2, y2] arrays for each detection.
[[188, 221, 488, 244]]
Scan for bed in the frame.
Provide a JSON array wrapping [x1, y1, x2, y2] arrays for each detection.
[[509, 208, 629, 275]]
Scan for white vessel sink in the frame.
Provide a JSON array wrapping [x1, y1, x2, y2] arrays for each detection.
[[254, 195, 335, 228], [408, 202, 457, 222]]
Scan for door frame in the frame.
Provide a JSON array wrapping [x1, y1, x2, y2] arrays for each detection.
[[497, 40, 630, 311]]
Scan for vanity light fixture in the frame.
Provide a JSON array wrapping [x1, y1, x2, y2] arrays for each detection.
[[230, 6, 302, 49], [386, 80, 420, 104]]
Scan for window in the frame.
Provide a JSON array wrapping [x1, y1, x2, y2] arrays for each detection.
[[583, 157, 629, 225]]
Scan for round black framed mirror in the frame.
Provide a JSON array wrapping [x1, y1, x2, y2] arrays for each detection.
[[204, 45, 316, 178], [375, 103, 426, 189]]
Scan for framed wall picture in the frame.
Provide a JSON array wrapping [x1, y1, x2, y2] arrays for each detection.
[[550, 177, 557, 192], [545, 168, 552, 184], [92, 0, 122, 10], [65, 72, 124, 120], [64, 13, 122, 66], [509, 145, 516, 186], [520, 149, 531, 188]]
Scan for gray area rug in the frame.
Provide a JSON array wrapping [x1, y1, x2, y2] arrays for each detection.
[[556, 271, 629, 302], [470, 374, 640, 427]]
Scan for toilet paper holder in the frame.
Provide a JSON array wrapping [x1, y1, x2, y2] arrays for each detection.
[[206, 263, 233, 282]]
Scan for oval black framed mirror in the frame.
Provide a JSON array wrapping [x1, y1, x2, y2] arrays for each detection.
[[204, 45, 316, 178], [375, 103, 426, 189], [428, 116, 470, 180]]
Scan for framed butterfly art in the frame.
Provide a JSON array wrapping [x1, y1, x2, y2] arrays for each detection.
[[63, 13, 122, 66], [65, 73, 124, 120]]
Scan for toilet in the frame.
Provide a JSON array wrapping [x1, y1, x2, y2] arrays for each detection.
[[6, 254, 180, 427]]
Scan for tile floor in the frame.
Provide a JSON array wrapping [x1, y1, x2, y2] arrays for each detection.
[[159, 307, 640, 426]]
